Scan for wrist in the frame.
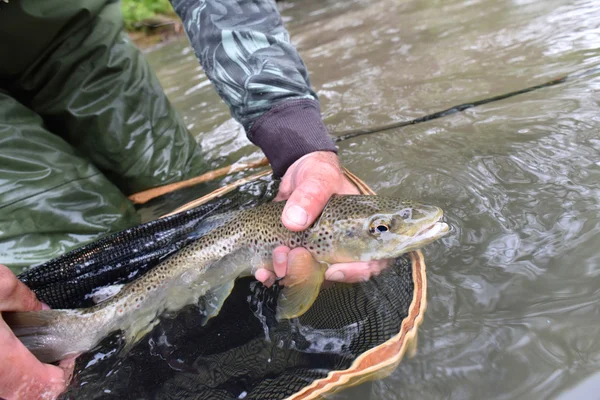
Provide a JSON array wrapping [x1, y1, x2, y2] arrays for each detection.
[[248, 99, 337, 178]]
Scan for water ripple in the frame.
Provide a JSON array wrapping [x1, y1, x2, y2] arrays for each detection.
[[139, 0, 600, 399]]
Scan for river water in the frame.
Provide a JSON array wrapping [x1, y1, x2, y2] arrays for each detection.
[[136, 0, 600, 398]]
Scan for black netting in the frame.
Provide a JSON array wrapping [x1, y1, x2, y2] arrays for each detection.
[[59, 255, 413, 400]]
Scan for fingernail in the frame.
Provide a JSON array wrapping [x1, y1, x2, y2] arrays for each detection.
[[41, 302, 51, 310], [285, 205, 308, 227], [274, 252, 287, 265], [326, 270, 345, 282]]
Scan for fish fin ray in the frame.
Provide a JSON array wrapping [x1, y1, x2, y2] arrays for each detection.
[[120, 318, 161, 357], [3, 310, 75, 363], [276, 252, 326, 320], [198, 280, 235, 326]]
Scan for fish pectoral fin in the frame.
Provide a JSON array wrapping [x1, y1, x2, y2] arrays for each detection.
[[198, 280, 235, 326], [276, 251, 326, 320]]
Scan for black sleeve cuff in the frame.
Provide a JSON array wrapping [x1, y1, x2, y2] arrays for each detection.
[[248, 99, 338, 178]]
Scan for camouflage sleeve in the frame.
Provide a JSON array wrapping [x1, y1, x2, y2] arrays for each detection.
[[170, 0, 337, 177]]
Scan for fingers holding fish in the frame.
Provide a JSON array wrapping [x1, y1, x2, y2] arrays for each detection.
[[0, 265, 47, 313], [0, 265, 71, 399], [324, 259, 392, 283], [254, 268, 276, 288], [269, 245, 392, 285], [259, 246, 325, 288], [0, 324, 71, 400], [272, 246, 290, 278], [255, 246, 290, 287], [268, 246, 388, 287], [274, 151, 377, 286]]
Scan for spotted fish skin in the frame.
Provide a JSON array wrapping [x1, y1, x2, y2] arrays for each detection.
[[5, 195, 449, 363]]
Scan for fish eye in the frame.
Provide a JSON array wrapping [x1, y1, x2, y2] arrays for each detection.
[[369, 223, 390, 235]]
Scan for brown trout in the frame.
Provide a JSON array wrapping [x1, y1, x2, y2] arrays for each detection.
[[5, 195, 449, 363]]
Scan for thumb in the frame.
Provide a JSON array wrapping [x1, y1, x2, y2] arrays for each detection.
[[282, 178, 333, 231], [0, 265, 45, 312]]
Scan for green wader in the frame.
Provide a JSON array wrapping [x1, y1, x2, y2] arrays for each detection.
[[0, 0, 207, 272]]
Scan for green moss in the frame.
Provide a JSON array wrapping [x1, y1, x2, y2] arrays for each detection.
[[121, 0, 175, 31]]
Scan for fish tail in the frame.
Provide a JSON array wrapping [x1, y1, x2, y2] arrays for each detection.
[[4, 310, 89, 363]]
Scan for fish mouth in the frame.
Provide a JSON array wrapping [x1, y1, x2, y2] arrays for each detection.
[[414, 210, 450, 242], [417, 221, 450, 241], [382, 220, 448, 260]]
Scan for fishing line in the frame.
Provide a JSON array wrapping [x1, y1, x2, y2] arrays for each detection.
[[128, 66, 600, 204], [333, 66, 600, 142]]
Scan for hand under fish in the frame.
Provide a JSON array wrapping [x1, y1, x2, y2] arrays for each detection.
[[261, 151, 390, 286]]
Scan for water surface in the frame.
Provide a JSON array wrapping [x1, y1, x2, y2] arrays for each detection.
[[142, 0, 600, 398]]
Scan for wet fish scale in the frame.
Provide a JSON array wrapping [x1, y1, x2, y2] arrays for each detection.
[[5, 195, 449, 363]]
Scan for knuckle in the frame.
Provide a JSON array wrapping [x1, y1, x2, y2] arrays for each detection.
[[275, 182, 293, 201]]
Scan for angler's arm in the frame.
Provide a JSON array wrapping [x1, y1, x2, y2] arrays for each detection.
[[169, 0, 337, 178], [169, 0, 387, 283]]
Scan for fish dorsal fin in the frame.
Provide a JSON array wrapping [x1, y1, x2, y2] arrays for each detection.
[[276, 251, 327, 320], [186, 211, 238, 241]]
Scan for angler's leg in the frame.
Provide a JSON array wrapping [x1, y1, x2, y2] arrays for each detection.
[[11, 0, 207, 195], [0, 92, 141, 273]]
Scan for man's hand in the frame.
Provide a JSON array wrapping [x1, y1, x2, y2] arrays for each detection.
[[0, 265, 73, 400], [254, 151, 389, 287]]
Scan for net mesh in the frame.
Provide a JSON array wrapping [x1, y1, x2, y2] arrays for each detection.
[[60, 256, 413, 399]]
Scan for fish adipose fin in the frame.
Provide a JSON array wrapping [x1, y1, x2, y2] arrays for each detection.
[[276, 251, 326, 320], [4, 310, 82, 363]]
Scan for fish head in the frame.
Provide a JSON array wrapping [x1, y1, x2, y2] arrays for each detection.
[[308, 195, 449, 263]]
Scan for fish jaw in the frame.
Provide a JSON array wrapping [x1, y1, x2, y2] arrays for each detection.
[[415, 220, 450, 244]]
